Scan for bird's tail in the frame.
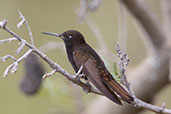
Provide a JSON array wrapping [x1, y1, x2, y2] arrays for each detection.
[[105, 79, 133, 103]]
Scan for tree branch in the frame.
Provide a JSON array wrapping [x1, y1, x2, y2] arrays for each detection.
[[134, 98, 171, 114], [82, 0, 171, 114], [18, 10, 34, 46], [121, 0, 168, 50], [1, 7, 171, 114], [116, 42, 171, 114], [0, 19, 101, 96]]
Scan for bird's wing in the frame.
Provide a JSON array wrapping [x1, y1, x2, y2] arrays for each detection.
[[82, 59, 122, 105], [66, 47, 80, 73], [73, 48, 133, 104], [102, 74, 133, 103]]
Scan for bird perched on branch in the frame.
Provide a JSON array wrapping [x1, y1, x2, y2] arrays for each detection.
[[42, 30, 133, 105]]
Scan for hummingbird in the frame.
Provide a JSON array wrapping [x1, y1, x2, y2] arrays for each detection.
[[42, 30, 133, 105]]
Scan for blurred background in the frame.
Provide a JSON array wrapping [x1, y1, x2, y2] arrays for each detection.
[[0, 0, 170, 114]]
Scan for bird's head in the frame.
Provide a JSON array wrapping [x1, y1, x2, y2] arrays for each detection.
[[42, 30, 86, 46]]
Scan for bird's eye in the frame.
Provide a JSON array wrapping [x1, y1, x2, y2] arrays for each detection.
[[68, 35, 72, 39]]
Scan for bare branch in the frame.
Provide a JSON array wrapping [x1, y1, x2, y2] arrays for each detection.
[[18, 10, 34, 46], [0, 37, 17, 44], [160, 1, 171, 83], [88, 0, 102, 11], [16, 40, 26, 55], [0, 19, 7, 28], [0, 19, 101, 96], [116, 42, 134, 98], [17, 17, 25, 28], [134, 98, 171, 114], [11, 62, 18, 74], [3, 26, 27, 45], [121, 0, 168, 49], [3, 63, 15, 77], [4, 62, 18, 77], [3, 49, 33, 77], [79, 0, 102, 20], [84, 42, 171, 114], [42, 69, 57, 79], [160, 0, 171, 36], [79, 0, 88, 21], [116, 42, 171, 114], [0, 55, 17, 62]]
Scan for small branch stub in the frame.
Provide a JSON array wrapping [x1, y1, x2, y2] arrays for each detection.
[[0, 55, 17, 62], [17, 10, 26, 28], [16, 41, 26, 55], [42, 69, 57, 79], [0, 38, 17, 44], [0, 19, 7, 28]]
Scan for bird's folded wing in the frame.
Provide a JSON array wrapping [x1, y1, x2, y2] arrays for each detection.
[[102, 77, 133, 103], [83, 59, 122, 105]]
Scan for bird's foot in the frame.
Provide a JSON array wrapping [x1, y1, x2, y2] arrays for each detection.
[[85, 80, 90, 86], [77, 73, 88, 80]]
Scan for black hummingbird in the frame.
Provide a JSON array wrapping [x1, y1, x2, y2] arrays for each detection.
[[42, 30, 133, 105]]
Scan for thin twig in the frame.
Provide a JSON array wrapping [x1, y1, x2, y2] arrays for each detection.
[[42, 69, 57, 79], [134, 98, 171, 114], [78, 0, 102, 21], [18, 10, 34, 46], [116, 42, 135, 97], [88, 0, 102, 11], [0, 37, 17, 44], [116, 43, 129, 83], [0, 19, 7, 28], [16, 40, 26, 55], [79, 0, 88, 21], [3, 49, 33, 77], [0, 55, 17, 62]]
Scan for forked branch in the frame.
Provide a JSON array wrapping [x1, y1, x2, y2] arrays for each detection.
[[0, 12, 101, 96]]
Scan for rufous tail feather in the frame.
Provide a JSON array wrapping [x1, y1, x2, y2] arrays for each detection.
[[107, 79, 133, 103]]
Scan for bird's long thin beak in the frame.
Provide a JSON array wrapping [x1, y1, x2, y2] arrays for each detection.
[[42, 32, 62, 37]]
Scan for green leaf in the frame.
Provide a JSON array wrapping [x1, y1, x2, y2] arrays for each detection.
[[112, 62, 122, 83], [113, 62, 118, 76]]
